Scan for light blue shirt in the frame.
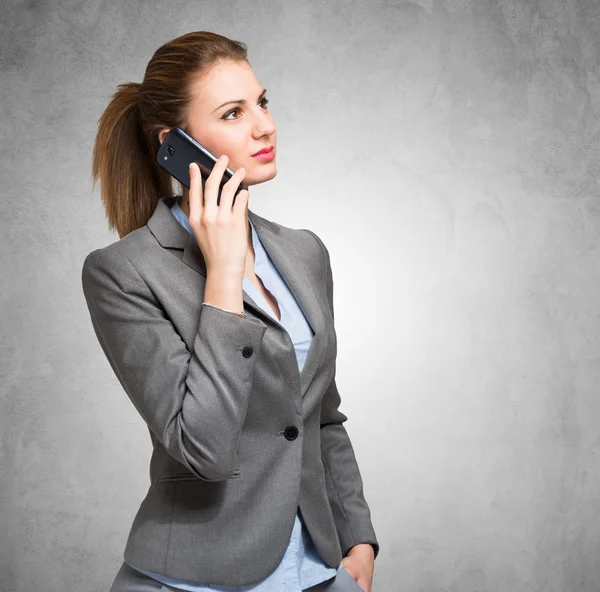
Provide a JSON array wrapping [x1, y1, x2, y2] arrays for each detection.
[[126, 199, 342, 590]]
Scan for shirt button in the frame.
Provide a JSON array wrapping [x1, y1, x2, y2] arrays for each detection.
[[242, 346, 253, 358], [284, 426, 299, 440]]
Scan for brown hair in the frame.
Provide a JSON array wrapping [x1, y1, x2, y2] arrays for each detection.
[[91, 31, 249, 238]]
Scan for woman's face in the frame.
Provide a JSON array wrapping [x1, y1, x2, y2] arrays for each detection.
[[159, 59, 277, 189]]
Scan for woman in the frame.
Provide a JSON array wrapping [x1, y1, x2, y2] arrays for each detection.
[[83, 31, 379, 591]]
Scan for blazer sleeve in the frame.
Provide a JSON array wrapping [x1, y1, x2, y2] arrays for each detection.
[[305, 230, 380, 561], [81, 248, 267, 482]]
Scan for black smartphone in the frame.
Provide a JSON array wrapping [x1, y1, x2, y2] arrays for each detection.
[[156, 127, 246, 206]]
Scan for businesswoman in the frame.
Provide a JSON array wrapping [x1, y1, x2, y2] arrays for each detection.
[[83, 31, 379, 592]]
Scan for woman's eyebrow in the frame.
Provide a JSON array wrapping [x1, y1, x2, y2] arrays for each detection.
[[212, 88, 267, 113]]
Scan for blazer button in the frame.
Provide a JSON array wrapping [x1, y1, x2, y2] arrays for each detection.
[[242, 346, 253, 358], [284, 425, 299, 440]]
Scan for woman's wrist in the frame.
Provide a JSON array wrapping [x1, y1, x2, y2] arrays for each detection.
[[201, 302, 246, 318], [347, 543, 375, 559], [203, 271, 244, 315]]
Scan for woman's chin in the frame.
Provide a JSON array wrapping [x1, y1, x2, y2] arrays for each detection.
[[246, 167, 277, 187]]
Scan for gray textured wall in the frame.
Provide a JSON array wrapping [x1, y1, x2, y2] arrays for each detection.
[[2, 1, 599, 591]]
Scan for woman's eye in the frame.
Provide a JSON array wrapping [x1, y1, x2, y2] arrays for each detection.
[[222, 98, 269, 120]]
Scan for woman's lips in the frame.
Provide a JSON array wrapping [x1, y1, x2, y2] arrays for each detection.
[[251, 148, 275, 161]]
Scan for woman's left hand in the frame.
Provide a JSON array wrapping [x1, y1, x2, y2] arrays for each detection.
[[341, 543, 375, 592]]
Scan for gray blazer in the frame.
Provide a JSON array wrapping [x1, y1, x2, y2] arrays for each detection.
[[81, 196, 379, 587]]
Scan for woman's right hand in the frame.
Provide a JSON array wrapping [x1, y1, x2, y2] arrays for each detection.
[[188, 155, 249, 280]]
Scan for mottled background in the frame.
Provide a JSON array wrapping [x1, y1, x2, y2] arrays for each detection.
[[2, 0, 600, 590]]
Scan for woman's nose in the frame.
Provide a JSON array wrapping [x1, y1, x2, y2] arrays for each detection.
[[253, 112, 276, 137]]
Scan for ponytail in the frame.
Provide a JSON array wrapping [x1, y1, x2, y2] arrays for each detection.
[[92, 81, 170, 238]]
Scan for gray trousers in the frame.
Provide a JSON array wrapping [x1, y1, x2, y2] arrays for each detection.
[[109, 561, 365, 591]]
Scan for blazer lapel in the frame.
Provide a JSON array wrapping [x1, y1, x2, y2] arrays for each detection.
[[147, 196, 325, 399]]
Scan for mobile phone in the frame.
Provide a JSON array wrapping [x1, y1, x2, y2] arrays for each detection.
[[156, 127, 246, 206]]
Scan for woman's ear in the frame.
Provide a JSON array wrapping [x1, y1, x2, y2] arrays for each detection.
[[158, 128, 170, 145]]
